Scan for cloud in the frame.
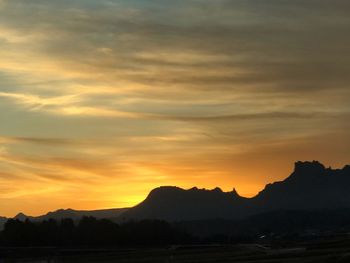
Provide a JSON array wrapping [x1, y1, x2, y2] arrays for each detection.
[[1, 0, 349, 95], [0, 136, 74, 146], [0, 0, 350, 216], [0, 92, 78, 108]]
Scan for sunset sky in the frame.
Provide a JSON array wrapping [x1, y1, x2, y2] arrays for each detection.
[[0, 0, 350, 217]]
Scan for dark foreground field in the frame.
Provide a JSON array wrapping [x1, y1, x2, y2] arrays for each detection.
[[2, 236, 350, 263]]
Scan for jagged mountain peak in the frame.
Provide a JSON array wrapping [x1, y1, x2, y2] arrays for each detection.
[[285, 160, 350, 182], [295, 160, 325, 169], [231, 187, 241, 197], [289, 160, 327, 179], [253, 160, 350, 212]]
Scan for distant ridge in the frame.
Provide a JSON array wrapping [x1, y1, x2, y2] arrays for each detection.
[[0, 208, 129, 230], [14, 207, 129, 222]]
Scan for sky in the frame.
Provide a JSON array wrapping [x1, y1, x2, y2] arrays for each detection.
[[0, 0, 350, 217]]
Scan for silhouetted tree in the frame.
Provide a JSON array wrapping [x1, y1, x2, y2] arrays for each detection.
[[0, 217, 193, 247]]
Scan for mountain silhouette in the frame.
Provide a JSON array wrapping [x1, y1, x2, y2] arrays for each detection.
[[121, 161, 350, 221], [120, 186, 248, 221], [252, 161, 350, 212], [19, 207, 128, 221], [1, 161, 350, 228]]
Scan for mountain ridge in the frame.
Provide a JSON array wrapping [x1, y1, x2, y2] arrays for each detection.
[[4, 207, 129, 228], [121, 161, 350, 221], [1, 160, 350, 229]]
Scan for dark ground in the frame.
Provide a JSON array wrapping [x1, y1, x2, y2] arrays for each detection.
[[2, 235, 350, 263]]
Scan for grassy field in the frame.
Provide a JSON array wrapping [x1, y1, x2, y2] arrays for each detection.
[[2, 236, 350, 263]]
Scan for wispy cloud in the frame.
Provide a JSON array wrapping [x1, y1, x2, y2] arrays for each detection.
[[0, 92, 78, 109]]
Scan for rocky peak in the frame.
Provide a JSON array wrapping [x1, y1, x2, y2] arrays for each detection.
[[294, 160, 326, 172], [289, 161, 327, 180], [231, 188, 240, 197]]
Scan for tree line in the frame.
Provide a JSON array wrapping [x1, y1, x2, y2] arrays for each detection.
[[0, 217, 194, 247]]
